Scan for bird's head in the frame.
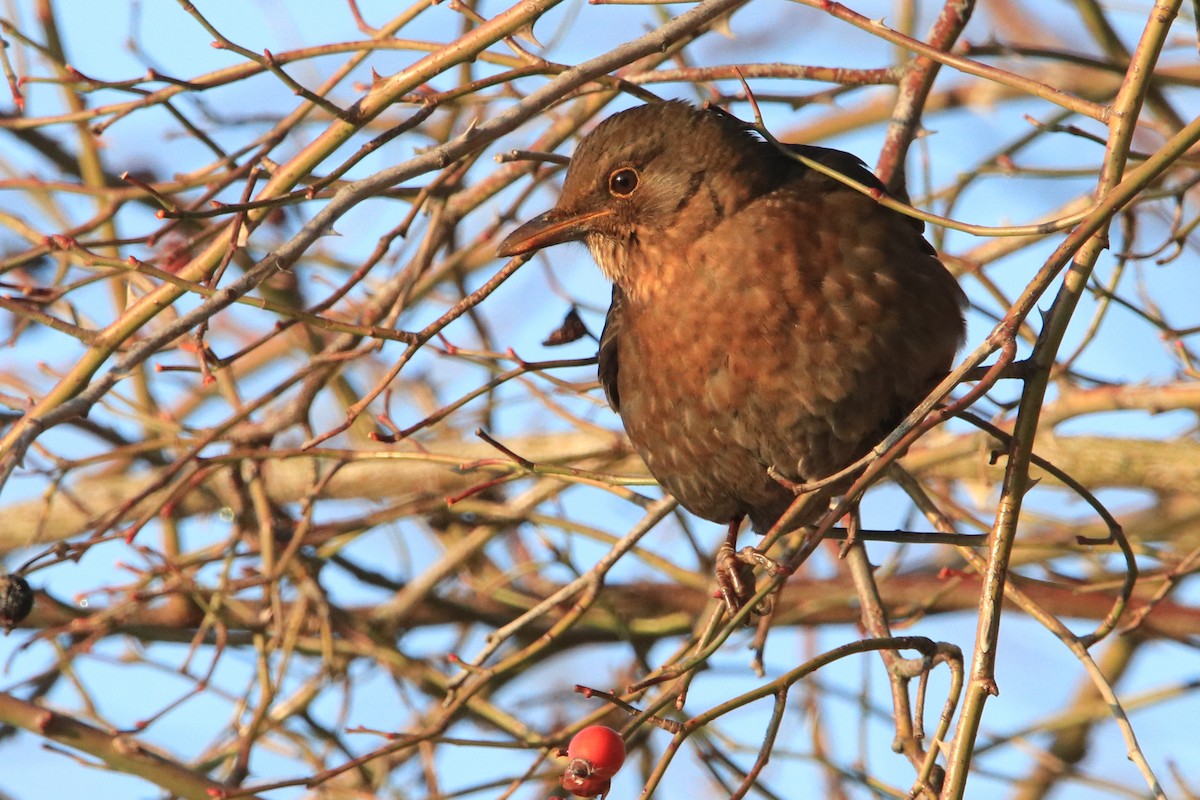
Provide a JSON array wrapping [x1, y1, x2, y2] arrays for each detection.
[[497, 101, 778, 286]]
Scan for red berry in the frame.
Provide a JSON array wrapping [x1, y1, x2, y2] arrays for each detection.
[[560, 725, 625, 797]]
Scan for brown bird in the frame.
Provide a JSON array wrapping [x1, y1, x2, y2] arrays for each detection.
[[498, 101, 965, 608]]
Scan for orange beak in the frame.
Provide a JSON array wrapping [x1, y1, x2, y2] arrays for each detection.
[[496, 207, 613, 257]]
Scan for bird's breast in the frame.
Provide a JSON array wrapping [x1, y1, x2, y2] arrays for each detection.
[[609, 261, 809, 526], [599, 183, 965, 530]]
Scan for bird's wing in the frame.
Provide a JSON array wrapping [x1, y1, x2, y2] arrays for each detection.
[[788, 143, 932, 248], [787, 144, 886, 193], [598, 284, 623, 411]]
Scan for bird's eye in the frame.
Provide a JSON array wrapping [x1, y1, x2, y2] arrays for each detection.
[[607, 167, 640, 198]]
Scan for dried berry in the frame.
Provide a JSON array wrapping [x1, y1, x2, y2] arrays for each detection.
[[0, 574, 33, 630]]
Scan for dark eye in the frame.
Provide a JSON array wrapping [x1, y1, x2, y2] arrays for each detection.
[[608, 167, 639, 197]]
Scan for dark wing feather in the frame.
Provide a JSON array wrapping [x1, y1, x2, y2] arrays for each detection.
[[788, 144, 887, 193], [598, 284, 623, 411], [788, 143, 932, 251]]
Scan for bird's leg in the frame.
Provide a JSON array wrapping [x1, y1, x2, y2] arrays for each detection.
[[714, 518, 792, 620]]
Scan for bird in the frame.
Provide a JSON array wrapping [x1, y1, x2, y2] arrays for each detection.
[[497, 101, 966, 610]]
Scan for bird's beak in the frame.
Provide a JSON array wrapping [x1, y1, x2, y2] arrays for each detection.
[[496, 207, 612, 257]]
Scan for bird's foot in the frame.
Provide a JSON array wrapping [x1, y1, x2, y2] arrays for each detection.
[[714, 542, 791, 621], [715, 541, 758, 621]]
